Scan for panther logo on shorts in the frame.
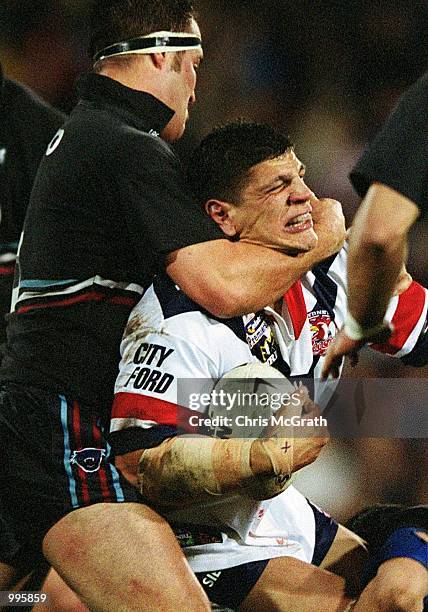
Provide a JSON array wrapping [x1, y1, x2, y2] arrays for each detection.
[[70, 448, 107, 473]]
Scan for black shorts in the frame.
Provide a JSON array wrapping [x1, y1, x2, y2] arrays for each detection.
[[196, 560, 269, 610], [0, 383, 142, 574]]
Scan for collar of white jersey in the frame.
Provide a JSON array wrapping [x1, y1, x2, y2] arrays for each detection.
[[263, 306, 296, 343], [94, 31, 202, 64]]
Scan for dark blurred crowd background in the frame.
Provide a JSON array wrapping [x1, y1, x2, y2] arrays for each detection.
[[1, 0, 427, 521]]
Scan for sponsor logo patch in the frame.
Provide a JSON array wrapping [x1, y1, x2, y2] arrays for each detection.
[[244, 313, 279, 365], [173, 526, 223, 548], [309, 309, 336, 356]]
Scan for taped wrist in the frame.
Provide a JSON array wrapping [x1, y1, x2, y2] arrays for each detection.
[[138, 434, 295, 508], [139, 436, 253, 507], [257, 437, 294, 476], [242, 437, 295, 500]]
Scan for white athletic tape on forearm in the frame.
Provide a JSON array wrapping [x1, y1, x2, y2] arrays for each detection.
[[138, 434, 295, 508]]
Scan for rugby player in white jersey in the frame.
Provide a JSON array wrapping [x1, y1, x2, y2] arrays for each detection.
[[110, 122, 428, 611]]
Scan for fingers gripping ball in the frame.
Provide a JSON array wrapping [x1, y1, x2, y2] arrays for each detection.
[[207, 362, 303, 500]]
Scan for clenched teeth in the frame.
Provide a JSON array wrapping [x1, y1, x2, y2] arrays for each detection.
[[287, 212, 311, 226]]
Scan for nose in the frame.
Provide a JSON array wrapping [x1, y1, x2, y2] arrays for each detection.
[[289, 178, 312, 205]]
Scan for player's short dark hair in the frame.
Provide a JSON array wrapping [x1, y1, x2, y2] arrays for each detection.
[[187, 121, 293, 205], [90, 0, 196, 60]]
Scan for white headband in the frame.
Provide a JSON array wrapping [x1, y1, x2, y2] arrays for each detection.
[[94, 31, 202, 63]]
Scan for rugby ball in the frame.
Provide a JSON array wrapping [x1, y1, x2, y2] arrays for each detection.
[[208, 361, 300, 500]]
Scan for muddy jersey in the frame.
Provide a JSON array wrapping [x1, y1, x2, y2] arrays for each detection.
[[110, 243, 428, 571], [112, 244, 428, 444]]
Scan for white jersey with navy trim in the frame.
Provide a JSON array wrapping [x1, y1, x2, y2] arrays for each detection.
[[111, 244, 428, 572]]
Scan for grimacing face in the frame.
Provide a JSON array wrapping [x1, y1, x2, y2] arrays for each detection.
[[229, 149, 318, 253]]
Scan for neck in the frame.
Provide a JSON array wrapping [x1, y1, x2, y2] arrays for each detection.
[[98, 57, 161, 96], [272, 297, 283, 314]]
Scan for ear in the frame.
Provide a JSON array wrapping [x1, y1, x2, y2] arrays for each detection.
[[205, 199, 238, 237], [150, 52, 167, 70]]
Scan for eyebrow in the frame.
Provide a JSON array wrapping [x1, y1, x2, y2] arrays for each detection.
[[260, 163, 306, 192]]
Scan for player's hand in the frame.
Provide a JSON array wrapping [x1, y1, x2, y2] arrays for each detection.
[[321, 328, 362, 380], [289, 387, 330, 472], [264, 385, 330, 472], [115, 449, 144, 487], [322, 323, 392, 380], [247, 386, 328, 499], [311, 197, 346, 260], [352, 557, 428, 612], [393, 265, 412, 296]]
